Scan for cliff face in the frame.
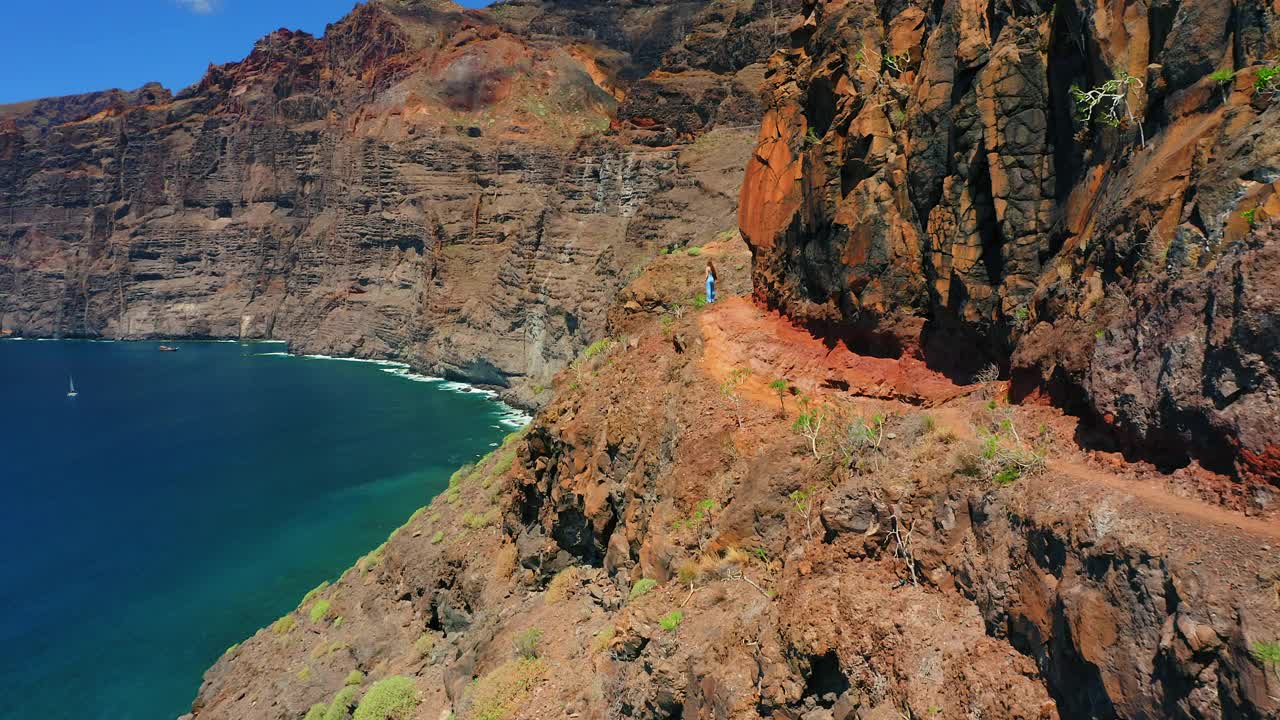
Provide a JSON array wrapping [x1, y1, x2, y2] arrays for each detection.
[[0, 0, 792, 404], [738, 0, 1280, 483], [189, 249, 1280, 720]]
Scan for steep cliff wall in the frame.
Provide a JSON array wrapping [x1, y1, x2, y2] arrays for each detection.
[[0, 0, 793, 405], [738, 0, 1280, 483]]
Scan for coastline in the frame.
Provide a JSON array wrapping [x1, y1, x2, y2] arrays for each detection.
[[1, 335, 533, 428]]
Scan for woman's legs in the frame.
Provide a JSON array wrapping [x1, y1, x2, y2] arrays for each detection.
[[706, 277, 716, 303]]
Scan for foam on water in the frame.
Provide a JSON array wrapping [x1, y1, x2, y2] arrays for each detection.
[[255, 351, 532, 429]]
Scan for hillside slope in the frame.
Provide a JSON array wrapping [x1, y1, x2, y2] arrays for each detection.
[[191, 246, 1280, 720]]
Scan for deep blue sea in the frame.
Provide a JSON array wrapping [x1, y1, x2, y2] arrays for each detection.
[[0, 340, 520, 720]]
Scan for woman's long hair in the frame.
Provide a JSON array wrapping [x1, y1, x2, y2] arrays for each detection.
[[706, 259, 717, 281]]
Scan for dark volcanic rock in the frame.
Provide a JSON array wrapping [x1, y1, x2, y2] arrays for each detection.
[[738, 0, 1280, 482]]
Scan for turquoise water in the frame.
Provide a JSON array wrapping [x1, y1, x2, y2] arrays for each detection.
[[0, 340, 518, 720]]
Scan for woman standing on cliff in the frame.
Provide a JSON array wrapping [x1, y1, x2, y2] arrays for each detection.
[[706, 260, 718, 304]]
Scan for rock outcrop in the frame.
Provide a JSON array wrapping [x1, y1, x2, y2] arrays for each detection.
[[0, 0, 794, 406], [738, 0, 1280, 484]]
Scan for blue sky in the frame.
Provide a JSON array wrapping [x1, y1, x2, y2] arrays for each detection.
[[0, 0, 490, 104]]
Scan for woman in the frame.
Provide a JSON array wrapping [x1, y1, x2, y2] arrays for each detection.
[[705, 259, 717, 304]]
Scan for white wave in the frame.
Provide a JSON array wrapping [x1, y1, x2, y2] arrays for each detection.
[[253, 349, 532, 428], [380, 367, 444, 383], [298, 354, 411, 369]]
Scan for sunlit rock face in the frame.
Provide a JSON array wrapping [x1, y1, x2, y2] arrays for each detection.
[[739, 0, 1280, 482], [0, 0, 797, 407]]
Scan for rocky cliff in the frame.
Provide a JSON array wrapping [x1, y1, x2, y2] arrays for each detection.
[[738, 0, 1280, 485], [0, 0, 793, 405], [9, 0, 1280, 719], [188, 246, 1280, 720]]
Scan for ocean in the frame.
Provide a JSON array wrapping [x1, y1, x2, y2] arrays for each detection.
[[0, 339, 520, 720]]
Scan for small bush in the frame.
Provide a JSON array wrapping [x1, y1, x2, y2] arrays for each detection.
[[430, 530, 445, 544], [659, 610, 684, 632], [360, 543, 387, 572], [465, 659, 546, 720], [272, 614, 296, 636], [1255, 65, 1279, 98], [1254, 640, 1280, 666], [309, 599, 332, 623], [514, 628, 543, 660], [415, 632, 435, 658], [1210, 68, 1236, 84], [545, 567, 580, 603], [449, 463, 477, 489], [591, 627, 616, 654], [584, 338, 615, 359], [353, 675, 420, 720], [676, 562, 698, 586], [297, 666, 312, 681], [686, 246, 702, 256], [333, 616, 344, 629], [345, 670, 365, 686], [306, 684, 361, 720], [301, 581, 330, 608], [311, 640, 348, 659], [629, 578, 658, 601], [1242, 208, 1257, 226], [464, 509, 497, 529]]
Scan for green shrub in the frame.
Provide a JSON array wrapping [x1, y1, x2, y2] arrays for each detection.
[[297, 666, 312, 681], [1254, 640, 1280, 665], [333, 616, 344, 629], [464, 509, 497, 529], [1255, 65, 1279, 98], [686, 246, 702, 256], [430, 530, 445, 544], [591, 626, 616, 654], [301, 581, 330, 608], [584, 338, 615, 359], [1209, 68, 1236, 84], [449, 463, 477, 489], [803, 127, 820, 148], [353, 675, 420, 720], [310, 599, 332, 623], [514, 628, 543, 660], [345, 670, 365, 686], [466, 659, 546, 720], [308, 685, 360, 720], [1242, 208, 1257, 226], [659, 610, 684, 632], [361, 543, 387, 572], [629, 578, 658, 600], [272, 615, 296, 635], [415, 632, 435, 657]]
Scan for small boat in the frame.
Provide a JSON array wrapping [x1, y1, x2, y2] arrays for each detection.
[[67, 376, 78, 398], [158, 345, 180, 352]]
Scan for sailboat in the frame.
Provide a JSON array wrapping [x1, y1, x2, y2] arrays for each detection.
[[67, 376, 78, 398]]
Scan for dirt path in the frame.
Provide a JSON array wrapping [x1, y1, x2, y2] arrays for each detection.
[[700, 297, 971, 407], [698, 295, 1280, 547]]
